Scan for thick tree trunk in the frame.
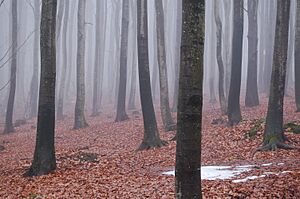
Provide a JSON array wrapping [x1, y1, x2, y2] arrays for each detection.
[[57, 0, 69, 120], [115, 0, 130, 122], [155, 0, 175, 131], [26, 0, 57, 176], [74, 0, 88, 129], [172, 0, 182, 112], [175, 1, 204, 198], [245, 0, 259, 107], [295, 0, 300, 112], [259, 0, 291, 151], [136, 0, 165, 150], [214, 0, 227, 115], [227, 0, 243, 126], [4, 0, 17, 134], [27, 0, 41, 120]]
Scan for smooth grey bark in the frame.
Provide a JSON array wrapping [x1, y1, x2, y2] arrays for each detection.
[[27, 0, 41, 120], [136, 0, 166, 150], [91, 0, 106, 117], [155, 0, 175, 131], [214, 0, 227, 115], [74, 0, 88, 129], [227, 0, 243, 126], [175, 0, 204, 198], [4, 0, 17, 134], [115, 0, 130, 122], [57, 0, 69, 120], [245, 0, 259, 107], [295, 0, 300, 112], [258, 0, 291, 151], [26, 0, 57, 176], [172, 0, 182, 112], [209, 8, 217, 104], [262, 1, 276, 94], [222, 0, 232, 98]]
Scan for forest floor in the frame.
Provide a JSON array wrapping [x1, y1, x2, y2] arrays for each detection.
[[0, 96, 300, 198]]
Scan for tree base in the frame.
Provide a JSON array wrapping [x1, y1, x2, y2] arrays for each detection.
[[3, 125, 14, 134], [73, 122, 88, 130], [24, 165, 55, 177], [256, 141, 296, 152], [137, 140, 167, 151], [91, 111, 101, 117], [164, 123, 176, 132], [115, 113, 129, 122]]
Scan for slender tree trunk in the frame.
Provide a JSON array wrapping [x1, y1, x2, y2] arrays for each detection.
[[27, 0, 41, 120], [115, 0, 130, 122], [91, 0, 106, 117], [214, 0, 227, 115], [26, 0, 57, 176], [227, 0, 243, 126], [222, 0, 232, 98], [4, 0, 17, 134], [295, 0, 300, 112], [258, 0, 291, 151], [172, 0, 182, 112], [245, 0, 259, 107], [136, 0, 166, 150], [74, 0, 88, 129], [155, 0, 175, 131], [175, 0, 204, 198], [57, 0, 69, 120]]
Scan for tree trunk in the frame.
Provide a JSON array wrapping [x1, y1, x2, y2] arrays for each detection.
[[214, 0, 227, 115], [136, 0, 165, 150], [74, 0, 88, 129], [91, 0, 106, 117], [175, 0, 204, 198], [172, 0, 182, 112], [57, 0, 69, 120], [27, 0, 41, 120], [115, 0, 130, 122], [245, 0, 259, 107], [259, 0, 291, 151], [4, 0, 17, 134], [155, 0, 175, 131], [26, 0, 57, 176], [295, 0, 300, 112], [227, 0, 243, 126], [128, 0, 137, 110]]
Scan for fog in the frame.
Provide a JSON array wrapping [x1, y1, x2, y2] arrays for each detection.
[[0, 0, 297, 122]]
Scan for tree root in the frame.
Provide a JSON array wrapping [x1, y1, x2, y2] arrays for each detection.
[[253, 141, 298, 157], [136, 140, 167, 151]]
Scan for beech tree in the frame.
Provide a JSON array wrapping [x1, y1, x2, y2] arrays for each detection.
[[155, 0, 175, 131], [136, 0, 165, 150], [4, 0, 17, 134], [214, 0, 227, 115], [227, 0, 243, 126], [175, 0, 204, 198], [26, 0, 57, 176], [115, 0, 129, 122], [74, 0, 88, 129], [57, 0, 69, 120], [295, 0, 300, 112], [27, 0, 41, 120], [245, 0, 259, 107], [257, 0, 292, 151]]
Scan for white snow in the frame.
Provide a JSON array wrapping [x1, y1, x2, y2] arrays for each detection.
[[162, 163, 292, 182], [162, 165, 252, 180]]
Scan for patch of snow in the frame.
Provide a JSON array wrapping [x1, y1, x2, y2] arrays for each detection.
[[162, 165, 252, 180], [233, 171, 294, 183], [261, 163, 273, 167]]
